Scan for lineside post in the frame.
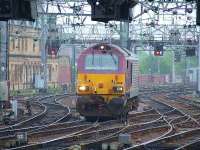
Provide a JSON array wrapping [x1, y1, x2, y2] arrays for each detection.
[[198, 37, 200, 94]]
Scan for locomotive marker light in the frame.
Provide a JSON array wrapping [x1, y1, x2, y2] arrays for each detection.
[[78, 85, 89, 92], [100, 45, 105, 50], [98, 44, 112, 51], [113, 86, 123, 93]]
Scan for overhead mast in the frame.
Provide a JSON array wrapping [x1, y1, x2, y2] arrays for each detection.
[[120, 21, 129, 49]]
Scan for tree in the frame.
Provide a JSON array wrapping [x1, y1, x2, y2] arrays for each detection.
[[138, 51, 172, 75]]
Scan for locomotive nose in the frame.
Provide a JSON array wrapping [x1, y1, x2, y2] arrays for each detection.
[[77, 73, 125, 95]]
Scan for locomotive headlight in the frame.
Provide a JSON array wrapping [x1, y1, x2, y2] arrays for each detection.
[[78, 86, 89, 92], [100, 45, 105, 50], [113, 86, 123, 92], [117, 87, 123, 91]]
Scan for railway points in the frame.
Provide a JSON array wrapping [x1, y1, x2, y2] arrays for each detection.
[[0, 86, 199, 150]]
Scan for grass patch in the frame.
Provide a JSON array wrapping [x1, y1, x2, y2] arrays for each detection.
[[10, 86, 64, 97], [10, 89, 36, 97]]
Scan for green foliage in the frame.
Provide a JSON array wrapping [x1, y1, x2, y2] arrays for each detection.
[[10, 86, 63, 97], [138, 51, 172, 74], [160, 51, 172, 74], [138, 50, 198, 75], [175, 56, 198, 75], [10, 89, 36, 97], [138, 51, 149, 74]]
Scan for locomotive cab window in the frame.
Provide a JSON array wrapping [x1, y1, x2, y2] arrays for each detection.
[[84, 54, 119, 71]]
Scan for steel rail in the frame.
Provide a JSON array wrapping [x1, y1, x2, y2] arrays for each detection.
[[125, 93, 200, 150], [128, 128, 200, 150], [6, 109, 164, 149], [0, 94, 80, 149]]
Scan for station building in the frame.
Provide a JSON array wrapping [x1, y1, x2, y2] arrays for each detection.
[[8, 21, 59, 91]]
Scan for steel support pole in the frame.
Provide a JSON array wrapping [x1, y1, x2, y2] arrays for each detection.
[[71, 44, 76, 92], [40, 17, 48, 90], [158, 57, 160, 74], [198, 37, 200, 93], [172, 51, 176, 83], [0, 21, 8, 121], [120, 21, 129, 49], [184, 56, 187, 85], [0, 21, 8, 81]]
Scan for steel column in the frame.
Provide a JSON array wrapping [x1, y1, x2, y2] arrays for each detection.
[[40, 16, 48, 90], [0, 21, 8, 81], [120, 21, 129, 49], [172, 51, 176, 83], [198, 37, 200, 93], [71, 43, 76, 92]]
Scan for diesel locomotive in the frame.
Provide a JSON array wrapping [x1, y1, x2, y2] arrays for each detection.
[[76, 43, 139, 120]]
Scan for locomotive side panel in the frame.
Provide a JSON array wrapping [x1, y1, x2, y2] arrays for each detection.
[[130, 59, 139, 98]]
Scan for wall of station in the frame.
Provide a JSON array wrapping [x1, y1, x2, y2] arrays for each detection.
[[8, 23, 59, 91], [138, 74, 170, 87]]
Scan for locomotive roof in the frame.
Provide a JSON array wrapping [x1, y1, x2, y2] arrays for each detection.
[[111, 44, 138, 60], [94, 43, 138, 61], [83, 43, 138, 61]]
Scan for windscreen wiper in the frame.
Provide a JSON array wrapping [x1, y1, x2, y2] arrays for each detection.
[[110, 52, 117, 65]]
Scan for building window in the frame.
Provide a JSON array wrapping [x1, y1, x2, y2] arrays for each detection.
[[10, 64, 14, 82], [25, 65, 28, 83], [33, 42, 36, 52], [18, 38, 20, 51], [55, 65, 57, 71], [22, 38, 24, 51], [25, 38, 28, 51], [14, 64, 18, 82], [19, 65, 23, 82], [11, 37, 15, 50], [49, 65, 52, 82]]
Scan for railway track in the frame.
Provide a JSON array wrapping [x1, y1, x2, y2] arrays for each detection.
[[0, 96, 46, 132], [78, 115, 171, 150], [2, 110, 161, 149], [1, 95, 74, 130], [124, 92, 200, 150], [6, 108, 168, 150], [0, 96, 44, 128], [81, 91, 200, 150], [130, 128, 200, 150], [10, 92, 186, 150], [153, 94, 200, 127], [2, 86, 199, 150], [0, 94, 79, 149], [14, 99, 43, 123], [80, 98, 184, 149]]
